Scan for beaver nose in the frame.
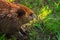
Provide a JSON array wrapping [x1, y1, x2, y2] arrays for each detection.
[[29, 13, 36, 20], [29, 13, 36, 18], [32, 14, 36, 19]]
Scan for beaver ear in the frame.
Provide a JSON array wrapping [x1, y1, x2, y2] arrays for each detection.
[[16, 9, 26, 17]]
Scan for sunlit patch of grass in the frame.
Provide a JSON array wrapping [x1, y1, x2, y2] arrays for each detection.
[[7, 0, 15, 2], [38, 6, 52, 20]]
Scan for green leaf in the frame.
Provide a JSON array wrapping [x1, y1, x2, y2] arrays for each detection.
[[0, 34, 5, 40], [56, 6, 60, 11]]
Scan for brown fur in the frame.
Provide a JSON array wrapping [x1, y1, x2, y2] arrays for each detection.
[[0, 0, 35, 39]]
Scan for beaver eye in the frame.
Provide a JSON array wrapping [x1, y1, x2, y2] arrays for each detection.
[[29, 13, 33, 16], [16, 9, 25, 17]]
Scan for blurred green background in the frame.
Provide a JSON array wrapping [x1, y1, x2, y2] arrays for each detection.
[[1, 0, 60, 40]]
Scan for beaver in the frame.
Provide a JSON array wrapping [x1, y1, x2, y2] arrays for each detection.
[[0, 0, 36, 40]]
